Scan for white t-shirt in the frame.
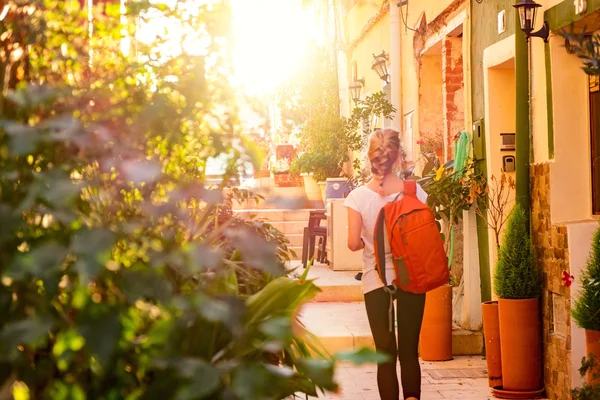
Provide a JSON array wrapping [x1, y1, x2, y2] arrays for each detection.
[[343, 183, 428, 294]]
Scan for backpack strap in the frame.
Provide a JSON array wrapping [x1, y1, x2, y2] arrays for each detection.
[[375, 207, 397, 332], [403, 179, 417, 198], [374, 208, 387, 288]]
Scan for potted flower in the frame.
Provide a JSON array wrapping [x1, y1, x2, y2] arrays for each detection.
[[253, 136, 272, 179], [493, 204, 543, 394], [572, 225, 600, 385]]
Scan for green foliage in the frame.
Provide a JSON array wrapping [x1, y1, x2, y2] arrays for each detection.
[[0, 1, 386, 398], [414, 159, 487, 228], [283, 48, 395, 182], [572, 225, 600, 331], [560, 27, 600, 76], [572, 354, 600, 399], [493, 205, 541, 299]]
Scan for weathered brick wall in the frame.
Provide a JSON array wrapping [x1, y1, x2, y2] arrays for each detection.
[[531, 162, 572, 400], [442, 36, 464, 159]]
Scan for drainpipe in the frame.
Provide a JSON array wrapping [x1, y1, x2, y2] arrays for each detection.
[[390, 1, 402, 133], [515, 12, 530, 213]]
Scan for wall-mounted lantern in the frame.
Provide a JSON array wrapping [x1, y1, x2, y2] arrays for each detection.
[[349, 78, 365, 103], [371, 51, 389, 83], [513, 0, 549, 42]]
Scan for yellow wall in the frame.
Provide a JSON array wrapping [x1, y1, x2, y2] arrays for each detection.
[[548, 34, 593, 223], [483, 35, 517, 295], [346, 3, 390, 106]]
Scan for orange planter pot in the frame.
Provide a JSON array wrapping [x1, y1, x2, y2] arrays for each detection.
[[482, 301, 503, 388], [585, 329, 600, 385], [498, 298, 541, 391], [420, 284, 452, 361]]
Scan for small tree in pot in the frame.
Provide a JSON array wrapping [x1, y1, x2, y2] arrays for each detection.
[[493, 205, 543, 393], [572, 225, 600, 385]]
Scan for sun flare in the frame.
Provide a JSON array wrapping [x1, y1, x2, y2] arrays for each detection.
[[229, 0, 321, 96]]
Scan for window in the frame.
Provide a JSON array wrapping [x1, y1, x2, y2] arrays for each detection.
[[590, 75, 600, 214]]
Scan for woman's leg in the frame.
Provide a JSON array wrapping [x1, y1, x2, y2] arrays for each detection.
[[395, 289, 426, 400], [364, 287, 399, 400]]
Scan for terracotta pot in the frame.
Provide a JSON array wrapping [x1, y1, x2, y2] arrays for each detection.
[[482, 301, 503, 388], [498, 298, 541, 391], [301, 173, 324, 208], [585, 329, 600, 385], [420, 284, 452, 361], [317, 182, 326, 203]]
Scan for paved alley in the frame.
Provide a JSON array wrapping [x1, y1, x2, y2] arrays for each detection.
[[315, 356, 492, 400]]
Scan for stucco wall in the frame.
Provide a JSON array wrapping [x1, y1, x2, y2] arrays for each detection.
[[531, 162, 572, 400], [470, 0, 515, 123], [346, 1, 390, 104], [548, 34, 593, 224]]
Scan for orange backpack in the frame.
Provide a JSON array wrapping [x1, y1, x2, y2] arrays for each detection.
[[374, 180, 449, 294]]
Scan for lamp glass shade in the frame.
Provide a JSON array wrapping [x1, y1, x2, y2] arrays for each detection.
[[514, 0, 541, 34], [371, 57, 389, 82], [349, 81, 362, 102]]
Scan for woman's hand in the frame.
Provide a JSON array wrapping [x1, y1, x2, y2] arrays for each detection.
[[347, 208, 364, 251]]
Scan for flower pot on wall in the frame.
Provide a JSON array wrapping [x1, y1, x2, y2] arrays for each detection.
[[482, 301, 503, 388], [273, 172, 303, 187], [498, 298, 541, 391], [301, 173, 323, 208], [585, 329, 600, 385], [420, 284, 452, 361], [253, 170, 270, 179]]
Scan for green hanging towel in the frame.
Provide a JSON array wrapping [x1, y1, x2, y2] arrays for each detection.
[[447, 131, 471, 267]]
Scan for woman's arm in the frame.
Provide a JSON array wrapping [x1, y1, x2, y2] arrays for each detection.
[[347, 207, 365, 251]]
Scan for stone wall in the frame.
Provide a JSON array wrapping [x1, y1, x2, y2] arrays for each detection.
[[530, 162, 572, 400]]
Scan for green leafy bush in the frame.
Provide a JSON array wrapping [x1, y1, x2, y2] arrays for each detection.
[[572, 354, 600, 399], [493, 205, 541, 299], [572, 225, 600, 331], [0, 2, 385, 398]]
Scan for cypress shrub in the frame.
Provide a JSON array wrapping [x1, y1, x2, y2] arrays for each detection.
[[572, 225, 600, 331], [494, 204, 541, 299]]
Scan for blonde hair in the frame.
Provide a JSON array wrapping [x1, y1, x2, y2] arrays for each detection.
[[368, 129, 406, 195]]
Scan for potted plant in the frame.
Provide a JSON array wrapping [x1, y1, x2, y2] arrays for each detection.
[[572, 225, 600, 385], [493, 204, 543, 394], [476, 173, 515, 388], [253, 135, 272, 179], [411, 150, 486, 361]]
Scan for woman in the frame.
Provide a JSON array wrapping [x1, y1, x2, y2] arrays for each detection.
[[343, 129, 428, 400]]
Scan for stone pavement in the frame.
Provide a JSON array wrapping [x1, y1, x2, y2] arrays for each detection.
[[312, 356, 493, 400]]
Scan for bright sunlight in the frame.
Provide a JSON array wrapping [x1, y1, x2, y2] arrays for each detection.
[[229, 0, 322, 96]]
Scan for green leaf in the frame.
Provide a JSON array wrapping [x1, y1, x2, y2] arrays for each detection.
[[77, 305, 121, 367], [296, 359, 337, 391], [172, 359, 221, 400], [72, 229, 116, 283], [0, 316, 55, 360], [121, 267, 173, 303], [260, 317, 292, 341], [5, 242, 68, 280], [1, 121, 40, 155], [334, 347, 390, 365]]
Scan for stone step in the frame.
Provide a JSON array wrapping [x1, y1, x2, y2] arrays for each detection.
[[300, 302, 483, 357], [233, 208, 322, 223], [296, 263, 363, 303], [286, 233, 304, 247], [229, 187, 309, 210]]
